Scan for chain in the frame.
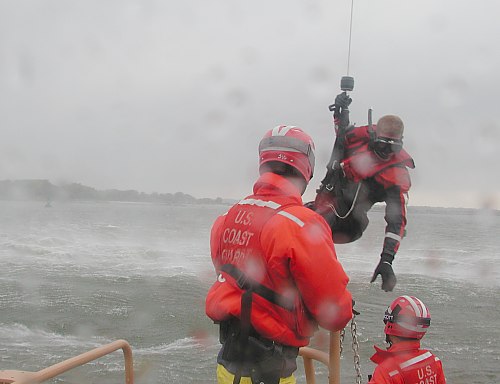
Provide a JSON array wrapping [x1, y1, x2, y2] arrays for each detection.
[[340, 327, 345, 356], [350, 315, 363, 384]]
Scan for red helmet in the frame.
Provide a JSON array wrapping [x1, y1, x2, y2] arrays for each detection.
[[383, 296, 431, 340], [259, 125, 316, 181]]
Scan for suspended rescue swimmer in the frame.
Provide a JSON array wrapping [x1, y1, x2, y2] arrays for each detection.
[[308, 89, 415, 292]]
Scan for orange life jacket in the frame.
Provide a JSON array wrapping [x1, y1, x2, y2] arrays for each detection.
[[206, 194, 316, 346], [206, 173, 353, 347]]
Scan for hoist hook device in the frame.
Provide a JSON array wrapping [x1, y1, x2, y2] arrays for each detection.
[[340, 76, 354, 92]]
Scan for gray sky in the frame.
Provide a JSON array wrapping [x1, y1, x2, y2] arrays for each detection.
[[1, 0, 499, 208]]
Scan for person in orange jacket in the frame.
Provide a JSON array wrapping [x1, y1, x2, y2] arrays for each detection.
[[206, 125, 353, 384], [368, 296, 446, 384]]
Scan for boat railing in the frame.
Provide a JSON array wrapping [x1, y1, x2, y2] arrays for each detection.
[[0, 333, 340, 384], [299, 331, 341, 384], [0, 339, 134, 384]]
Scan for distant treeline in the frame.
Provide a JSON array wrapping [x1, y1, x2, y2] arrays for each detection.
[[0, 179, 232, 205]]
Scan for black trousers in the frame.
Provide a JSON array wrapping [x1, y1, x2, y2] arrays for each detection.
[[218, 319, 299, 384]]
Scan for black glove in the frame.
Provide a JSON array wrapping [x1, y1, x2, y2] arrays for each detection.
[[330, 92, 352, 129], [370, 253, 397, 292], [334, 92, 352, 109]]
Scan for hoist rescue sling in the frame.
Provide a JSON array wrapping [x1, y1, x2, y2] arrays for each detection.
[[219, 264, 299, 384], [321, 122, 351, 194]]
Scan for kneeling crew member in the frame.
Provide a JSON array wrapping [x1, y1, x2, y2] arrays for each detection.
[[369, 295, 446, 384]]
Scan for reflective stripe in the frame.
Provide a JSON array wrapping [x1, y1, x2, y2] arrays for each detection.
[[399, 351, 432, 370], [272, 125, 295, 136], [388, 370, 400, 377], [278, 211, 305, 227], [237, 199, 304, 227], [238, 198, 281, 210], [385, 232, 402, 242], [403, 295, 422, 317], [262, 146, 302, 153], [413, 296, 429, 318]]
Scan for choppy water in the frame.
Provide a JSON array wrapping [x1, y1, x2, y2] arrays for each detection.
[[0, 201, 499, 383]]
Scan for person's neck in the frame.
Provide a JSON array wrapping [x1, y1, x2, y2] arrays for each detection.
[[388, 335, 420, 345], [288, 177, 306, 195]]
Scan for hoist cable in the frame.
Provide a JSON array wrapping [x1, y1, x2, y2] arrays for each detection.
[[346, 0, 355, 75]]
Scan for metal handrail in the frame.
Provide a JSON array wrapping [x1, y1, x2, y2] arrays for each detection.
[[299, 331, 340, 384], [0, 333, 338, 384], [0, 339, 134, 384]]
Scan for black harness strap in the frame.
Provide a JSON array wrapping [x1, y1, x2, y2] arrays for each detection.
[[232, 290, 252, 384], [220, 264, 295, 311]]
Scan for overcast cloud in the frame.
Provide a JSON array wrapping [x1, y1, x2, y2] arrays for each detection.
[[1, 0, 499, 208]]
